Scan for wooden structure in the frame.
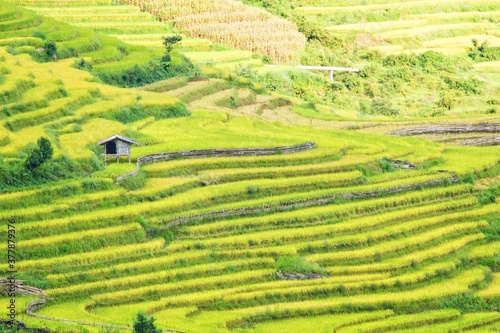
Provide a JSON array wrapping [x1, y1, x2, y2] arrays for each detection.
[[265, 65, 360, 82], [97, 134, 137, 164]]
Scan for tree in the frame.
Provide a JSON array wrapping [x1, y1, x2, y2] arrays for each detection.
[[133, 312, 161, 333], [44, 41, 57, 60], [38, 136, 53, 161], [162, 35, 182, 53], [25, 137, 53, 171], [161, 35, 182, 70]]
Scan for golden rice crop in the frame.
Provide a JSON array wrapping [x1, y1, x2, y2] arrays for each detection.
[[17, 223, 142, 249], [324, 234, 482, 275], [47, 257, 274, 297], [17, 239, 164, 270], [91, 268, 274, 305], [231, 267, 486, 318]]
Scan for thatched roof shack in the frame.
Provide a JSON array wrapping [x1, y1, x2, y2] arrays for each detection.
[[97, 134, 137, 164]]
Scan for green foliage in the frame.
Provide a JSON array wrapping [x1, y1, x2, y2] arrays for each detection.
[[133, 312, 161, 333], [120, 171, 147, 191], [437, 92, 457, 110], [468, 39, 500, 62], [0, 155, 103, 190], [32, 30, 46, 40], [44, 40, 57, 59], [161, 34, 182, 70], [443, 76, 483, 95], [29, 40, 58, 62], [378, 157, 395, 173], [24, 137, 53, 172], [462, 173, 475, 185], [265, 97, 292, 110], [440, 293, 490, 313], [95, 56, 196, 88], [247, 185, 260, 195], [253, 69, 338, 106], [163, 35, 182, 53], [74, 58, 93, 72], [101, 102, 189, 124], [362, 97, 399, 116], [483, 211, 500, 242], [478, 186, 499, 206], [275, 255, 326, 275]]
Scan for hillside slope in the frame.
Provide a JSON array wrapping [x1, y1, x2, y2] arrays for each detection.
[[0, 1, 499, 333]]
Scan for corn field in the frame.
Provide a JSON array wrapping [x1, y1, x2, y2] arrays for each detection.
[[115, 0, 306, 62]]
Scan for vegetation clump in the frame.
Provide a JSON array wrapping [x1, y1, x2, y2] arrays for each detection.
[[24, 137, 53, 171], [276, 255, 326, 275], [133, 312, 161, 333]]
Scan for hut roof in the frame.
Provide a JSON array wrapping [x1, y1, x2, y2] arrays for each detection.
[[97, 134, 137, 146]]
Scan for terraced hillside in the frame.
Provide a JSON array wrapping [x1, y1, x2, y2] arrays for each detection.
[[223, 0, 500, 119], [0, 0, 499, 332], [294, 0, 500, 56], [0, 126, 499, 332], [9, 0, 268, 70]]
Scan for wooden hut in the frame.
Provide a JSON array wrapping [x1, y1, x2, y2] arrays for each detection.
[[97, 134, 137, 164]]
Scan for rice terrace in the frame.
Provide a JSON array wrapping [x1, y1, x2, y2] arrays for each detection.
[[0, 0, 499, 332]]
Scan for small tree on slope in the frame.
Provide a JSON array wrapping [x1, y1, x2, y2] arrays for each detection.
[[133, 312, 161, 333]]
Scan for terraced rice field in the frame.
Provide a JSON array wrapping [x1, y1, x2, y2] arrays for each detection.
[[7, 0, 262, 69], [1, 135, 499, 332], [0, 0, 499, 332], [295, 0, 500, 56]]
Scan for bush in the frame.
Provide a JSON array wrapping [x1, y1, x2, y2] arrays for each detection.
[[468, 39, 500, 62], [32, 30, 46, 40], [276, 255, 326, 275], [95, 56, 196, 88], [366, 97, 399, 116], [443, 76, 483, 95], [378, 157, 394, 173], [120, 171, 147, 191], [133, 312, 161, 333], [462, 173, 475, 184], [440, 293, 490, 313], [24, 137, 53, 171], [0, 155, 103, 190], [73, 58, 93, 72], [100, 103, 189, 124], [44, 41, 57, 59], [437, 92, 457, 110], [478, 186, 499, 205]]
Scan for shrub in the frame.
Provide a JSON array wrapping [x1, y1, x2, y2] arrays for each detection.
[[462, 173, 475, 184], [73, 58, 93, 72], [95, 56, 196, 88], [120, 171, 147, 191], [368, 97, 399, 116], [25, 137, 53, 171], [378, 157, 394, 173], [32, 30, 46, 40], [468, 39, 500, 62], [478, 186, 499, 205], [133, 312, 161, 333], [247, 185, 260, 195], [101, 103, 189, 124], [443, 76, 483, 95], [437, 92, 457, 110], [276, 255, 326, 275], [44, 41, 57, 59]]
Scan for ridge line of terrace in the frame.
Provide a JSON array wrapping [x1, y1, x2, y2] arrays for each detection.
[[116, 142, 316, 182]]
